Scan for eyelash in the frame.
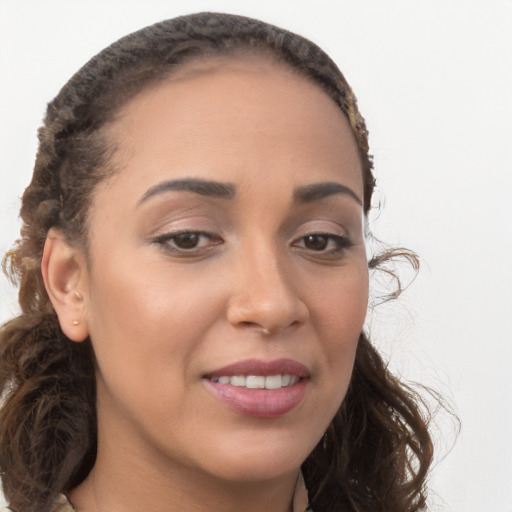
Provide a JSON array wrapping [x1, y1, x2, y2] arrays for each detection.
[[291, 233, 353, 257], [152, 231, 352, 257], [152, 230, 222, 254]]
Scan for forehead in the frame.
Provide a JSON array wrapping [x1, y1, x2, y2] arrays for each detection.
[[101, 55, 363, 199]]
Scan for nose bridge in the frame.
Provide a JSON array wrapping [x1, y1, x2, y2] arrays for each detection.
[[227, 233, 308, 333]]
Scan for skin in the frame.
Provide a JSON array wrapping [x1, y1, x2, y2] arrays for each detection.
[[43, 56, 369, 512]]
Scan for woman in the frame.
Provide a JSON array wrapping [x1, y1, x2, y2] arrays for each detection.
[[0, 12, 433, 512]]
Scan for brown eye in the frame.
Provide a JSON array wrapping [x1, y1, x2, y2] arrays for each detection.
[[173, 232, 200, 249], [303, 234, 328, 251], [152, 230, 223, 255], [292, 233, 353, 258]]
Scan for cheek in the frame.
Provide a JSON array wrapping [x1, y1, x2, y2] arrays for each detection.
[[313, 258, 368, 340], [310, 260, 368, 405], [84, 256, 225, 408], [87, 251, 222, 338]]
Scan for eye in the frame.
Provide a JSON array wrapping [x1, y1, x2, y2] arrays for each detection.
[[292, 233, 352, 256], [303, 234, 330, 251], [171, 232, 205, 249], [152, 230, 223, 254]]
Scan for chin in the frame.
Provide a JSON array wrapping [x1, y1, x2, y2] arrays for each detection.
[[196, 429, 317, 483], [209, 457, 301, 484]]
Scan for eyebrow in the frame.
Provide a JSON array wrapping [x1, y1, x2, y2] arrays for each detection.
[[138, 177, 362, 207], [138, 178, 236, 205], [293, 182, 362, 205]]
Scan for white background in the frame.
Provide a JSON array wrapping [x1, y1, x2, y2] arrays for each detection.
[[1, 1, 511, 510]]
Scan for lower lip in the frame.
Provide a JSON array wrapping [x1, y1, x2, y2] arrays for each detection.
[[205, 379, 308, 418]]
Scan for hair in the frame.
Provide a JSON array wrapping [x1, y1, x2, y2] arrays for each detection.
[[0, 12, 434, 512]]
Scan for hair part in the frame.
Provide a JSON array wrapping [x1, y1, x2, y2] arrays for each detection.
[[1, 12, 433, 512]]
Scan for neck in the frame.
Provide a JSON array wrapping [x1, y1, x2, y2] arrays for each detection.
[[68, 440, 300, 512]]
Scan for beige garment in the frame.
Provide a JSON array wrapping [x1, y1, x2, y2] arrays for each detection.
[[51, 494, 75, 512]]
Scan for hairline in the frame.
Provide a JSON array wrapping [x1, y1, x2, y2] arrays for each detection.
[[76, 43, 363, 263]]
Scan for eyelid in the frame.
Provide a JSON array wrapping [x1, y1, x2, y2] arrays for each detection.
[[151, 229, 224, 255], [292, 232, 352, 248], [292, 219, 349, 239]]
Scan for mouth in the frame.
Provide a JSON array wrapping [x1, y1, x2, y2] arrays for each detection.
[[203, 358, 310, 418], [208, 374, 299, 389]]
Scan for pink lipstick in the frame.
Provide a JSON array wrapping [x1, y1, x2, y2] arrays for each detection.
[[204, 358, 310, 418]]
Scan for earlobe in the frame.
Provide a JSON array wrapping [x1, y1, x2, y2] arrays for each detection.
[[41, 228, 89, 342]]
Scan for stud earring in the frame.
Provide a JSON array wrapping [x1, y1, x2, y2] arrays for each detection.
[[74, 291, 82, 301], [72, 320, 79, 326]]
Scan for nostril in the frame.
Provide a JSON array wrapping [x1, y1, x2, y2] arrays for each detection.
[[238, 322, 272, 336], [226, 280, 309, 335]]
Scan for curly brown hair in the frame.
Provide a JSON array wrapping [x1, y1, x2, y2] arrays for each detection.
[[0, 12, 433, 512]]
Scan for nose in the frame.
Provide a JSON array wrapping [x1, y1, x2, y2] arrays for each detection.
[[226, 241, 309, 336]]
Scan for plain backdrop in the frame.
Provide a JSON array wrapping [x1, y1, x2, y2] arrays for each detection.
[[1, 1, 511, 510]]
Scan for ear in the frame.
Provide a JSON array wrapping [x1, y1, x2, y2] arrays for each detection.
[[41, 228, 90, 342]]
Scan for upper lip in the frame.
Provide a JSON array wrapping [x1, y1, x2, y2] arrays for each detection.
[[205, 358, 310, 379]]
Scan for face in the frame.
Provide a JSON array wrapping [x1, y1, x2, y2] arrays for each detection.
[[81, 57, 368, 485]]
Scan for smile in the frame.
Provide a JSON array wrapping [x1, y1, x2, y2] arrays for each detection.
[[208, 374, 299, 389], [204, 358, 310, 418]]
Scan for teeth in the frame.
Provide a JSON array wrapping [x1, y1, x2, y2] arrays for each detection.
[[265, 375, 282, 389], [231, 376, 246, 387], [246, 375, 265, 389], [211, 374, 298, 389]]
